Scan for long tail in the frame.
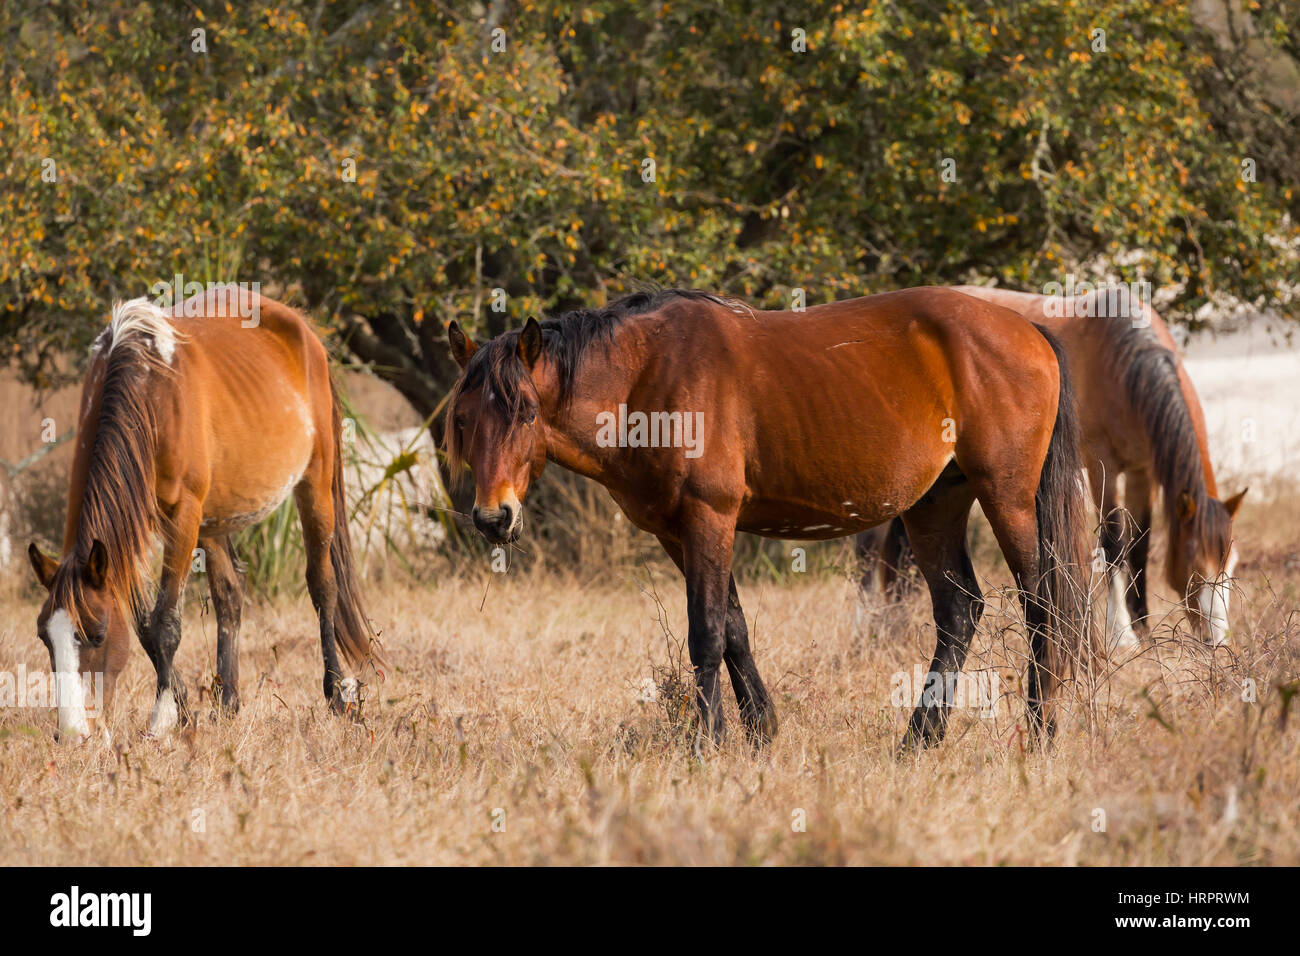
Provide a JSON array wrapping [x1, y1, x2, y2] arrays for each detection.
[[1031, 324, 1095, 724], [328, 380, 389, 678]]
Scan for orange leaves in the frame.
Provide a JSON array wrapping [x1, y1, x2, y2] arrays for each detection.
[[0, 0, 1292, 390]]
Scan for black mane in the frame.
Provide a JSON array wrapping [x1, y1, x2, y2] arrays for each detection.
[[443, 287, 728, 473], [539, 288, 727, 400], [460, 287, 724, 409], [1109, 319, 1232, 575]]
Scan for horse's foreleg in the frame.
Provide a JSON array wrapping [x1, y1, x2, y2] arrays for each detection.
[[721, 575, 778, 744], [677, 502, 737, 747], [202, 535, 244, 715], [855, 526, 886, 595], [881, 517, 915, 597], [1122, 471, 1154, 640], [1092, 464, 1138, 650], [142, 496, 203, 735], [656, 534, 777, 746]]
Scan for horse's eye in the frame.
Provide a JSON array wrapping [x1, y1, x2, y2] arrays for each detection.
[[524, 407, 537, 425]]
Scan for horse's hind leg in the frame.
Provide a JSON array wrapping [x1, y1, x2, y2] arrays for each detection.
[[293, 470, 347, 712], [899, 465, 981, 751], [975, 490, 1057, 741], [202, 535, 244, 715], [855, 526, 887, 594]]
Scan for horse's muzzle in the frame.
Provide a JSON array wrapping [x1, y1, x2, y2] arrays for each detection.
[[472, 503, 522, 544]]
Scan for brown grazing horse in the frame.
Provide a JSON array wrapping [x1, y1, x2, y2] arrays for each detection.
[[29, 288, 383, 742], [445, 287, 1092, 749], [858, 286, 1245, 648]]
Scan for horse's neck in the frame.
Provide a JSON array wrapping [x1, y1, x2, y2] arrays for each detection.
[[543, 329, 651, 482], [546, 390, 633, 483]]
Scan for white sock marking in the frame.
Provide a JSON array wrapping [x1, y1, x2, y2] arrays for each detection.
[[1106, 570, 1138, 649], [149, 687, 178, 735]]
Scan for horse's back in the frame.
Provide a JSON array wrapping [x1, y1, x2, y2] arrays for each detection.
[[159, 289, 334, 527], [661, 287, 1061, 532], [169, 288, 327, 371], [950, 283, 1214, 481], [706, 286, 1058, 409], [737, 286, 1052, 353]]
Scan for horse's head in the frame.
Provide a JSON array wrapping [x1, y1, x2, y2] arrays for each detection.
[[1169, 487, 1247, 646], [28, 540, 127, 741], [445, 318, 551, 545]]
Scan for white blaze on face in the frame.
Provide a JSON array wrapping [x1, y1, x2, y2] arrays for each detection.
[[48, 609, 90, 741], [1197, 544, 1239, 647]]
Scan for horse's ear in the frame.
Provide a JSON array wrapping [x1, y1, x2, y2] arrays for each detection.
[[1223, 487, 1248, 519], [518, 317, 543, 369], [28, 543, 57, 591], [447, 321, 478, 370], [1177, 491, 1197, 523], [85, 540, 108, 590]]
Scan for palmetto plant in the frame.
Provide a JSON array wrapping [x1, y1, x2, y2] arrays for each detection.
[[234, 389, 461, 597]]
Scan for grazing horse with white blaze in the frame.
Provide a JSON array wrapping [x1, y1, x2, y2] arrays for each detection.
[[29, 288, 386, 741]]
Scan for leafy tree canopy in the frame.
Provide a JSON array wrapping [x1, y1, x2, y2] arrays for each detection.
[[2, 0, 1296, 421]]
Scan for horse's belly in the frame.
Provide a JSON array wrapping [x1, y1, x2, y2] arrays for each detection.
[[200, 434, 315, 536], [199, 477, 300, 536], [738, 451, 952, 540], [737, 505, 879, 540]]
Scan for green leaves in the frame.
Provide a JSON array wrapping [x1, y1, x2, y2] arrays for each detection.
[[1, 0, 1295, 403]]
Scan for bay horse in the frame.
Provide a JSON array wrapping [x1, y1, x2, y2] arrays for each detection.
[[444, 287, 1092, 749], [28, 287, 384, 742], [858, 286, 1245, 648]]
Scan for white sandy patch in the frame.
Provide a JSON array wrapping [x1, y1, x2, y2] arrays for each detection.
[[1181, 321, 1300, 482]]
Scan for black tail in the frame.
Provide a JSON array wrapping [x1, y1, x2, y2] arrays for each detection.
[[328, 381, 389, 677], [1030, 324, 1095, 728]]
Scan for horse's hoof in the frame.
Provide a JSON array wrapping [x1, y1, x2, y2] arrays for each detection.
[[895, 731, 925, 759], [329, 678, 363, 721], [742, 710, 779, 747]]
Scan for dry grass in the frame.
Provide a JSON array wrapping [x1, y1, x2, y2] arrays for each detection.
[[0, 493, 1297, 866]]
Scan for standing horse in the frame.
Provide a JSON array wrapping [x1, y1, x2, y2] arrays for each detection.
[[444, 287, 1092, 749], [859, 287, 1245, 648], [28, 288, 384, 742]]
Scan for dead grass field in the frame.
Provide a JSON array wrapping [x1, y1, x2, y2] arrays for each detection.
[[0, 490, 1297, 866]]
